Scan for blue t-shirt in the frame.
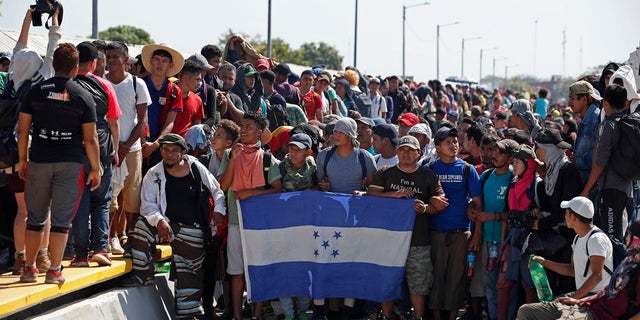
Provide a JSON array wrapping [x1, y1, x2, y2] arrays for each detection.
[[534, 98, 549, 119], [428, 158, 481, 230], [317, 147, 377, 194], [480, 168, 514, 242]]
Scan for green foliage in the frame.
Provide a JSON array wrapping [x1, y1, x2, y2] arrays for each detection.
[[98, 25, 153, 45], [218, 30, 343, 70]]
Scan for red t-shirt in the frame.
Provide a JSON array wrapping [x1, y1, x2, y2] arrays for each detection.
[[172, 92, 205, 137], [301, 90, 323, 120]]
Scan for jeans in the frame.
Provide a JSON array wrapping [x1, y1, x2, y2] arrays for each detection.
[[280, 296, 311, 318], [72, 157, 113, 258]]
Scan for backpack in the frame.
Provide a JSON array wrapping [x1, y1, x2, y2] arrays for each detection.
[[0, 80, 32, 169], [75, 74, 113, 159], [322, 147, 368, 190], [262, 151, 275, 189], [351, 90, 373, 118], [265, 99, 289, 132], [609, 111, 640, 179], [578, 228, 628, 277]]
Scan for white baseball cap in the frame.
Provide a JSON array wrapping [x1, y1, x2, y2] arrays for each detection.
[[560, 196, 594, 219]]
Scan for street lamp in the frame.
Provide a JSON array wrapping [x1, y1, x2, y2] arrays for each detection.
[[479, 47, 497, 84], [436, 21, 459, 80], [461, 36, 481, 78], [403, 2, 430, 78], [492, 57, 507, 90], [354, 0, 358, 67], [504, 64, 519, 90]]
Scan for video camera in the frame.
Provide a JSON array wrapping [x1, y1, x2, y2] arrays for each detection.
[[31, 0, 63, 29]]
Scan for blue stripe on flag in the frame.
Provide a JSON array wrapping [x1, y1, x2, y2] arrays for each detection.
[[247, 261, 405, 302], [240, 191, 415, 231]]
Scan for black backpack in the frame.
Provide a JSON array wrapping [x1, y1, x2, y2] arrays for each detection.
[[0, 80, 32, 169], [578, 228, 628, 277], [609, 110, 640, 180], [265, 99, 289, 132], [350, 90, 373, 118]]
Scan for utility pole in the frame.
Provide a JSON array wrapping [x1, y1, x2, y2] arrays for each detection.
[[92, 0, 98, 39], [562, 27, 566, 78], [353, 0, 358, 67], [267, 0, 272, 58]]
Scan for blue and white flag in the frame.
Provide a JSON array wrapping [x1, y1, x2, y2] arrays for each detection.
[[238, 191, 416, 302]]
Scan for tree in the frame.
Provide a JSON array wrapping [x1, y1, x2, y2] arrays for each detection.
[[299, 42, 343, 70], [98, 25, 153, 45]]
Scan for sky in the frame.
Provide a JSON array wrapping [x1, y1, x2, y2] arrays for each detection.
[[2, 0, 639, 85]]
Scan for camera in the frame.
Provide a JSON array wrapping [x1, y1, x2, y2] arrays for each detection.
[[31, 0, 63, 28]]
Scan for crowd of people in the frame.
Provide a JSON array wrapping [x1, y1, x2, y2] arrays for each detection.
[[2, 4, 640, 320]]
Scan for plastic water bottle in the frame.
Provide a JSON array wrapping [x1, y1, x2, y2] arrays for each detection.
[[487, 242, 499, 271], [154, 261, 171, 274], [529, 254, 553, 301], [466, 251, 477, 278]]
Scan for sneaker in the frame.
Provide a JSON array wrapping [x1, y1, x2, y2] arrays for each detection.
[[45, 268, 65, 284], [12, 251, 25, 275], [90, 252, 112, 266], [122, 240, 132, 258], [19, 266, 39, 283], [36, 249, 51, 273], [70, 257, 90, 267], [120, 274, 154, 287], [119, 234, 128, 246], [110, 237, 125, 255]]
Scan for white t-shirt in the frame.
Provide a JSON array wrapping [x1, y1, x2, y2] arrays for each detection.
[[370, 93, 387, 119], [106, 73, 151, 152], [572, 227, 614, 293], [375, 155, 398, 170]]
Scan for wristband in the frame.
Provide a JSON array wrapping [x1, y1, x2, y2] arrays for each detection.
[[422, 204, 428, 214]]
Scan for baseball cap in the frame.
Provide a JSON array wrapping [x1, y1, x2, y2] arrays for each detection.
[[256, 58, 270, 70], [448, 111, 459, 119], [316, 72, 331, 83], [494, 112, 508, 120], [560, 196, 594, 219], [396, 113, 419, 127], [535, 128, 572, 150], [434, 127, 458, 144], [0, 51, 11, 63], [369, 77, 380, 84], [187, 53, 214, 71], [396, 135, 421, 150], [511, 144, 543, 166], [373, 124, 399, 146], [244, 64, 258, 77], [355, 117, 375, 128], [158, 133, 188, 151], [471, 106, 482, 117], [77, 41, 98, 63], [273, 63, 291, 76], [408, 123, 432, 138], [435, 108, 446, 115], [496, 139, 519, 154], [288, 133, 312, 149], [569, 80, 602, 101]]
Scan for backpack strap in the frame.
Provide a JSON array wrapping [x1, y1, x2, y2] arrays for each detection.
[[159, 81, 177, 129], [263, 152, 272, 189], [583, 229, 613, 277], [357, 148, 367, 182], [132, 75, 138, 101], [322, 147, 337, 180], [463, 161, 471, 196]]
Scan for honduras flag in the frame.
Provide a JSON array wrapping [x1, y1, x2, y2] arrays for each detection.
[[238, 191, 415, 302]]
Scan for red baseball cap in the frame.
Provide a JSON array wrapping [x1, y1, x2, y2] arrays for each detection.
[[256, 58, 270, 70], [396, 113, 419, 127]]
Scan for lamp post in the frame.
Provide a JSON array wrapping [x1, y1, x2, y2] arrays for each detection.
[[354, 0, 358, 67], [504, 64, 519, 90], [492, 57, 507, 90], [436, 21, 459, 80], [403, 2, 430, 78], [479, 47, 497, 84], [461, 36, 480, 78], [92, 0, 98, 38], [267, 0, 272, 57]]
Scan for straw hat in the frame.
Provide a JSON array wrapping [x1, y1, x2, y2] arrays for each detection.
[[141, 43, 185, 77]]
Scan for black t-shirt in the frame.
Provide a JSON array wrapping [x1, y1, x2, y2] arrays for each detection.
[[21, 77, 97, 163], [164, 168, 199, 224], [389, 90, 408, 122], [370, 165, 444, 246]]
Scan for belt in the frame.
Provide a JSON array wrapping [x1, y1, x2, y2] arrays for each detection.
[[434, 228, 468, 233], [176, 222, 201, 228]]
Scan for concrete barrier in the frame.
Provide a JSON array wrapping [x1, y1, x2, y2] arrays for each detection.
[[28, 274, 175, 320]]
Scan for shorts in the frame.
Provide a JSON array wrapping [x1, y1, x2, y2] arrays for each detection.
[[110, 150, 142, 213], [405, 245, 433, 295], [226, 225, 244, 275], [25, 162, 84, 228]]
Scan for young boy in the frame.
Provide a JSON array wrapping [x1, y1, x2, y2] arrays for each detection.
[[208, 119, 240, 176], [277, 132, 317, 320]]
